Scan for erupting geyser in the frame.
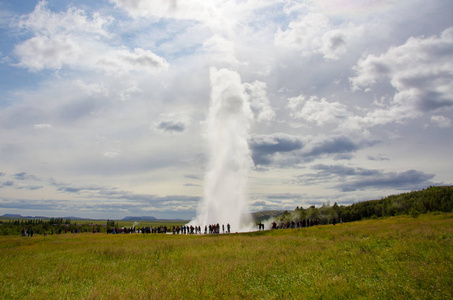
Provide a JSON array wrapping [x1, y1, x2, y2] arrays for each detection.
[[190, 68, 254, 231]]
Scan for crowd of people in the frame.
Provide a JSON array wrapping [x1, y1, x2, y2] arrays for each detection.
[[105, 223, 233, 235], [21, 218, 341, 237], [268, 217, 341, 230], [21, 228, 33, 237], [125, 219, 340, 234], [170, 224, 232, 234], [22, 227, 96, 236]]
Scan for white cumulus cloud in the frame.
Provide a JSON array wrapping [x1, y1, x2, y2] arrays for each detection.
[[275, 12, 363, 60], [288, 95, 351, 126], [14, 1, 167, 73], [350, 27, 453, 125], [430, 115, 451, 128], [244, 81, 275, 122]]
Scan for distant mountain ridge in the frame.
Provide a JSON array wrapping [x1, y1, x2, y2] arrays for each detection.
[[2, 214, 23, 218], [1, 214, 50, 219], [121, 216, 157, 221]]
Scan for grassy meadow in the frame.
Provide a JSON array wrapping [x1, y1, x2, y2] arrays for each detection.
[[1, 213, 452, 299]]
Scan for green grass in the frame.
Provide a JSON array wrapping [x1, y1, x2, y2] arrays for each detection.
[[1, 213, 452, 299]]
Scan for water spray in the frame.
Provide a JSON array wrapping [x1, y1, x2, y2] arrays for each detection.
[[190, 67, 254, 232]]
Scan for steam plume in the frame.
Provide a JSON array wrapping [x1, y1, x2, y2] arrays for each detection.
[[190, 67, 253, 231]]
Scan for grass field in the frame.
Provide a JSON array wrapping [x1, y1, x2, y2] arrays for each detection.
[[1, 213, 452, 299]]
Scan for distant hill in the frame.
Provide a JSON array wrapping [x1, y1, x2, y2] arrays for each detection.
[[1, 214, 75, 220], [1, 214, 23, 218], [122, 216, 157, 221], [276, 185, 453, 225], [1, 214, 49, 219], [341, 185, 453, 221]]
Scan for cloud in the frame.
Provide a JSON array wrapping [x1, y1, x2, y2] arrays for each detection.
[[103, 151, 121, 158], [156, 121, 185, 133], [350, 27, 453, 125], [288, 95, 351, 126], [0, 172, 44, 191], [13, 1, 168, 73], [202, 35, 242, 67], [16, 186, 43, 191], [184, 174, 202, 180], [249, 133, 304, 166], [14, 35, 81, 71], [14, 172, 40, 181], [18, 1, 112, 36], [312, 164, 380, 177], [295, 164, 436, 192], [57, 186, 84, 194], [109, 0, 208, 21], [275, 13, 329, 55], [0, 194, 198, 219], [430, 115, 451, 128], [109, 0, 279, 32], [49, 179, 201, 211], [249, 133, 373, 167], [96, 48, 169, 73], [153, 113, 190, 133], [275, 12, 363, 60], [305, 136, 366, 160], [266, 193, 305, 200], [367, 155, 390, 161], [320, 30, 347, 59], [0, 199, 64, 211], [244, 80, 275, 122], [0, 181, 14, 188], [338, 170, 436, 192], [15, 37, 168, 73], [33, 123, 52, 129]]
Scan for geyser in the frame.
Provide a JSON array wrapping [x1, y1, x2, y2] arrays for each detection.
[[190, 68, 253, 232]]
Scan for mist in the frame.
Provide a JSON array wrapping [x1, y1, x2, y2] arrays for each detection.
[[190, 68, 254, 232]]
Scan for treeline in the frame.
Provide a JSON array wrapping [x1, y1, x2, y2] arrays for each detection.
[[0, 218, 118, 236], [279, 186, 453, 225]]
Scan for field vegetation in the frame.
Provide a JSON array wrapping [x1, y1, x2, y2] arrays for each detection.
[[1, 213, 452, 299]]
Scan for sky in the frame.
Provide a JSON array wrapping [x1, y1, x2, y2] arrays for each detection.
[[0, 0, 452, 220]]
